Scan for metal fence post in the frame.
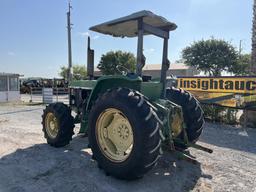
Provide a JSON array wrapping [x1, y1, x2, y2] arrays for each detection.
[[29, 88, 32, 103], [243, 109, 248, 128], [56, 87, 58, 102]]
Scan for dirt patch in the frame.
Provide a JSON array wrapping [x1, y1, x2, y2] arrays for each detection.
[[0, 119, 9, 123], [0, 105, 256, 192]]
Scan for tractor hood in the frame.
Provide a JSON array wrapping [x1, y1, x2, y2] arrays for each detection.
[[89, 10, 177, 38]]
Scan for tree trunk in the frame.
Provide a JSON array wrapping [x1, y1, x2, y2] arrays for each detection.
[[251, 0, 256, 74], [244, 1, 256, 128]]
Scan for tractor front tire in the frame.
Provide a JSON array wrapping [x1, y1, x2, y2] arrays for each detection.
[[88, 88, 162, 180], [42, 102, 75, 147], [166, 87, 204, 146]]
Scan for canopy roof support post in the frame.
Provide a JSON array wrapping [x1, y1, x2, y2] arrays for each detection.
[[160, 37, 170, 98], [136, 18, 144, 76]]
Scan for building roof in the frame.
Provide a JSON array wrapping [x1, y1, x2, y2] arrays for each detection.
[[94, 63, 192, 72], [0, 72, 20, 76], [143, 63, 191, 70]]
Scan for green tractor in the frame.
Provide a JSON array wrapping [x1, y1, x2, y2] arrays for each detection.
[[42, 11, 210, 180]]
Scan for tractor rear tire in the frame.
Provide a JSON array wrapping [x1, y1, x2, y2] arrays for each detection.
[[88, 88, 162, 180], [42, 102, 75, 147], [166, 87, 204, 146]]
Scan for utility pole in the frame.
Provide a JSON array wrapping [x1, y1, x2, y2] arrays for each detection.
[[239, 39, 242, 59], [251, 0, 256, 74], [67, 1, 73, 83]]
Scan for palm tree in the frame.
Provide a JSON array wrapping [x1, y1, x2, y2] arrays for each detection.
[[240, 1, 256, 128], [242, 0, 256, 128], [251, 0, 256, 74]]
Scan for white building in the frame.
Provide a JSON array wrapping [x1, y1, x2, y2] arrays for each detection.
[[142, 63, 199, 78], [94, 62, 199, 78], [0, 73, 20, 102]]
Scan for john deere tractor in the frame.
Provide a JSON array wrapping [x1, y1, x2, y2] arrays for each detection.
[[42, 11, 210, 180]]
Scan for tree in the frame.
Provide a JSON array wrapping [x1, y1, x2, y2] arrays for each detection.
[[59, 65, 87, 80], [98, 51, 136, 75], [230, 54, 251, 75], [182, 38, 238, 76], [251, 0, 256, 74]]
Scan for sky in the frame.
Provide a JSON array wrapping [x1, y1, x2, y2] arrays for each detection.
[[0, 0, 253, 78]]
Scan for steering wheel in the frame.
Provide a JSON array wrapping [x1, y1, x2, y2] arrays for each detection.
[[116, 65, 129, 76]]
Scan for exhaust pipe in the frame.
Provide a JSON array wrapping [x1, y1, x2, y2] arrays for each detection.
[[87, 36, 94, 80]]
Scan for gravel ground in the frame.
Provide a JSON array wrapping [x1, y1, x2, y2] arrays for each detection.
[[0, 104, 255, 192]]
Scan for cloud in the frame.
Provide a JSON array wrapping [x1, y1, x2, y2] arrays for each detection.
[[92, 35, 99, 40], [144, 48, 155, 53], [79, 31, 90, 37], [7, 51, 15, 56], [78, 32, 100, 40], [190, 0, 222, 6]]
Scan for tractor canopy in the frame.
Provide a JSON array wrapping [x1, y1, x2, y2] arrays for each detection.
[[88, 10, 178, 98], [89, 10, 177, 38]]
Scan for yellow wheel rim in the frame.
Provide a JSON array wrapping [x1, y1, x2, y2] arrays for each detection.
[[45, 112, 59, 139], [96, 108, 134, 162], [171, 112, 183, 137]]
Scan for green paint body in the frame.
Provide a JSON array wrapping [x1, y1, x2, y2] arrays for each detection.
[[69, 75, 186, 144]]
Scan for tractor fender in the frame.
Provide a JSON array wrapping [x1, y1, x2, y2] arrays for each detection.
[[86, 75, 142, 111]]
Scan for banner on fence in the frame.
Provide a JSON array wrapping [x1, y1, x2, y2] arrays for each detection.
[[177, 76, 256, 110]]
